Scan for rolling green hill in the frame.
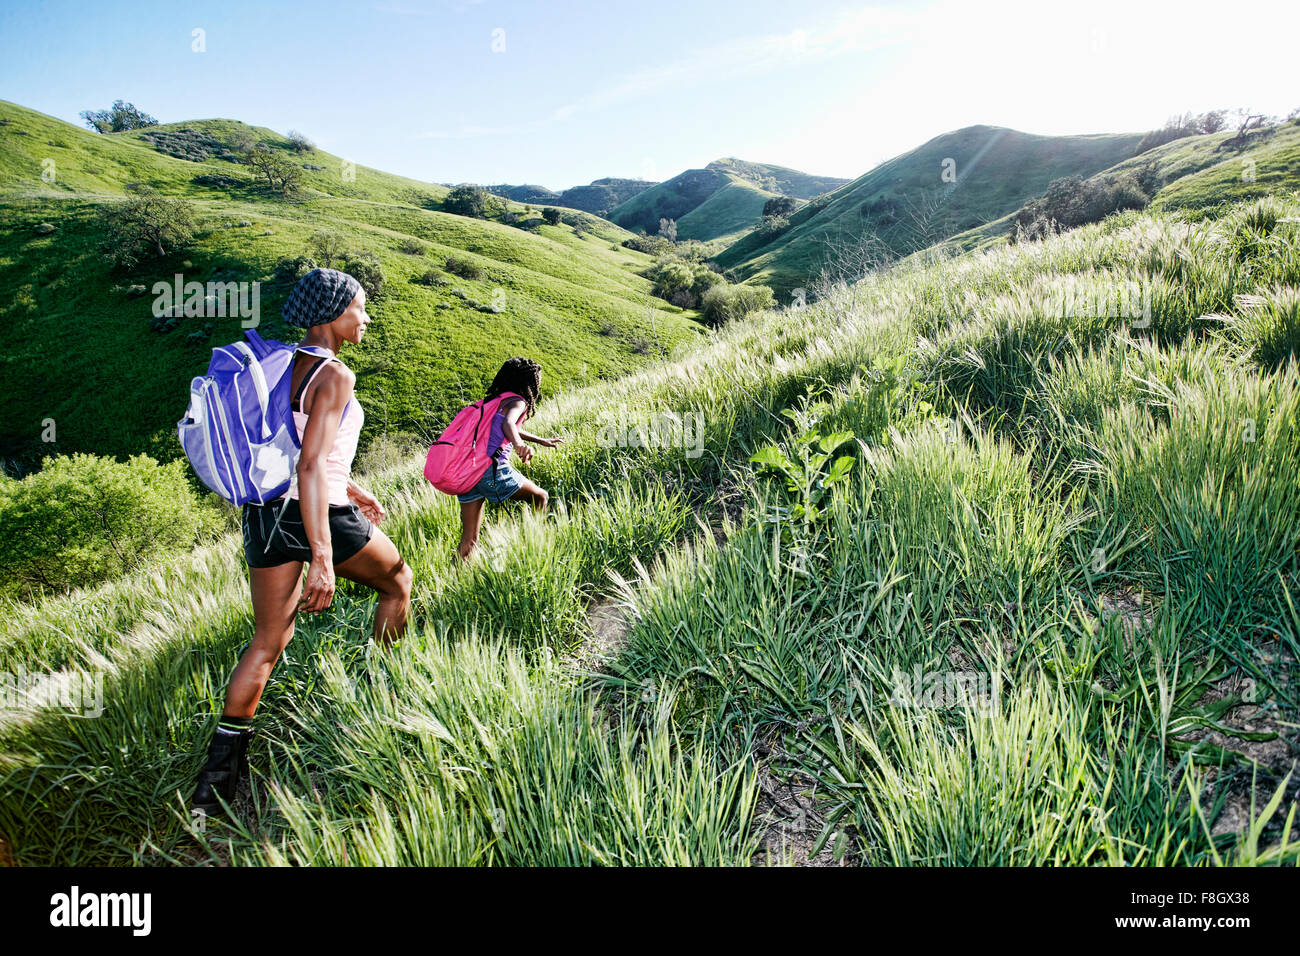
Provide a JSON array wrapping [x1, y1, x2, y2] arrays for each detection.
[[487, 177, 657, 218], [608, 158, 848, 243], [941, 119, 1300, 251], [0, 101, 704, 471], [1149, 119, 1300, 211], [713, 125, 1144, 298]]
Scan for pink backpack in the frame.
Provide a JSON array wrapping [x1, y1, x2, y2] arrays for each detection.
[[424, 391, 527, 494]]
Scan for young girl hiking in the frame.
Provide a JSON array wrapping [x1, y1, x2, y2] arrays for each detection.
[[454, 358, 563, 560], [191, 267, 413, 816]]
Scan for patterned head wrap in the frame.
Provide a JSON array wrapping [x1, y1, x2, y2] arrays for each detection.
[[282, 267, 362, 328]]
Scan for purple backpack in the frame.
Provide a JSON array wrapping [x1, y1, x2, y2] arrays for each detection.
[[177, 329, 335, 505]]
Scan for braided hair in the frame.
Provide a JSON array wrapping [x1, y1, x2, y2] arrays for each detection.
[[485, 357, 542, 416]]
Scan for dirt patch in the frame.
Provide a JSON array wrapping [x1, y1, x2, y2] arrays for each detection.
[[1098, 589, 1156, 635], [570, 596, 634, 675], [750, 764, 852, 867], [748, 730, 857, 867], [709, 473, 749, 532], [1172, 668, 1300, 853], [1184, 671, 1298, 771]]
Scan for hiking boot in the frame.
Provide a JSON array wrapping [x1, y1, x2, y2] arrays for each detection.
[[191, 728, 253, 815]]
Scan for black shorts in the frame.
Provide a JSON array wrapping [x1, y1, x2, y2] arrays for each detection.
[[242, 497, 374, 569]]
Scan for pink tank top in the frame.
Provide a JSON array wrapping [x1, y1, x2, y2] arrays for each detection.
[[287, 354, 363, 506]]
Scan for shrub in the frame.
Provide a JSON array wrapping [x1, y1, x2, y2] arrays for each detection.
[[274, 255, 318, 284], [0, 454, 217, 601], [100, 187, 196, 269], [445, 255, 483, 280], [700, 283, 775, 327], [1010, 170, 1154, 242], [191, 173, 243, 188], [622, 234, 675, 256], [286, 130, 316, 154], [651, 259, 696, 301], [79, 100, 157, 134], [417, 268, 449, 286], [542, 207, 562, 225], [444, 185, 502, 219], [646, 252, 724, 309], [309, 229, 349, 268], [138, 128, 225, 162], [763, 196, 798, 218], [755, 214, 790, 239], [344, 251, 384, 300]]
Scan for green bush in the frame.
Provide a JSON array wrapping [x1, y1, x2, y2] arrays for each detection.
[[542, 207, 562, 225], [308, 229, 349, 268], [444, 185, 502, 220], [699, 283, 775, 327], [1011, 168, 1157, 241], [344, 251, 385, 300], [762, 196, 798, 218], [622, 234, 675, 256], [645, 252, 723, 311], [274, 255, 318, 284], [0, 454, 219, 601], [138, 128, 225, 163], [445, 255, 483, 280], [100, 187, 197, 269]]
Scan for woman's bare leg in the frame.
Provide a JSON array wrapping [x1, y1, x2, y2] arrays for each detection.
[[334, 527, 412, 646], [509, 476, 549, 510], [223, 561, 303, 718], [457, 498, 487, 560]]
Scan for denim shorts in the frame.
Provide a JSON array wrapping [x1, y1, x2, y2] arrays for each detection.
[[457, 459, 523, 504], [242, 497, 374, 568]]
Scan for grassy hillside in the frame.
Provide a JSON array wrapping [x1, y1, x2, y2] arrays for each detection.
[[488, 177, 656, 218], [714, 125, 1144, 298], [943, 119, 1300, 251], [2, 192, 1298, 866], [674, 180, 783, 246], [1151, 120, 1300, 211], [609, 158, 848, 242], [0, 101, 703, 470]]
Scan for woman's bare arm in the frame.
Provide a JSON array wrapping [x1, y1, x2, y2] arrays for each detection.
[[297, 363, 353, 612], [502, 400, 563, 453]]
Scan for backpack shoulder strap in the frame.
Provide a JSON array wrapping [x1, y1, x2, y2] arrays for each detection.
[[292, 356, 332, 412]]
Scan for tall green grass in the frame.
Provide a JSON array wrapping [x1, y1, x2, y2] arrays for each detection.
[[3, 194, 1299, 866]]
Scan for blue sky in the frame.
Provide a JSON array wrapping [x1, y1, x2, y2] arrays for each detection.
[[2, 0, 1297, 191]]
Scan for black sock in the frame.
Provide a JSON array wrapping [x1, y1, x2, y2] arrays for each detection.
[[215, 715, 253, 737]]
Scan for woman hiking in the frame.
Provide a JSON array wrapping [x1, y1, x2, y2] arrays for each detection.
[[192, 267, 413, 816], [455, 357, 563, 560]]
